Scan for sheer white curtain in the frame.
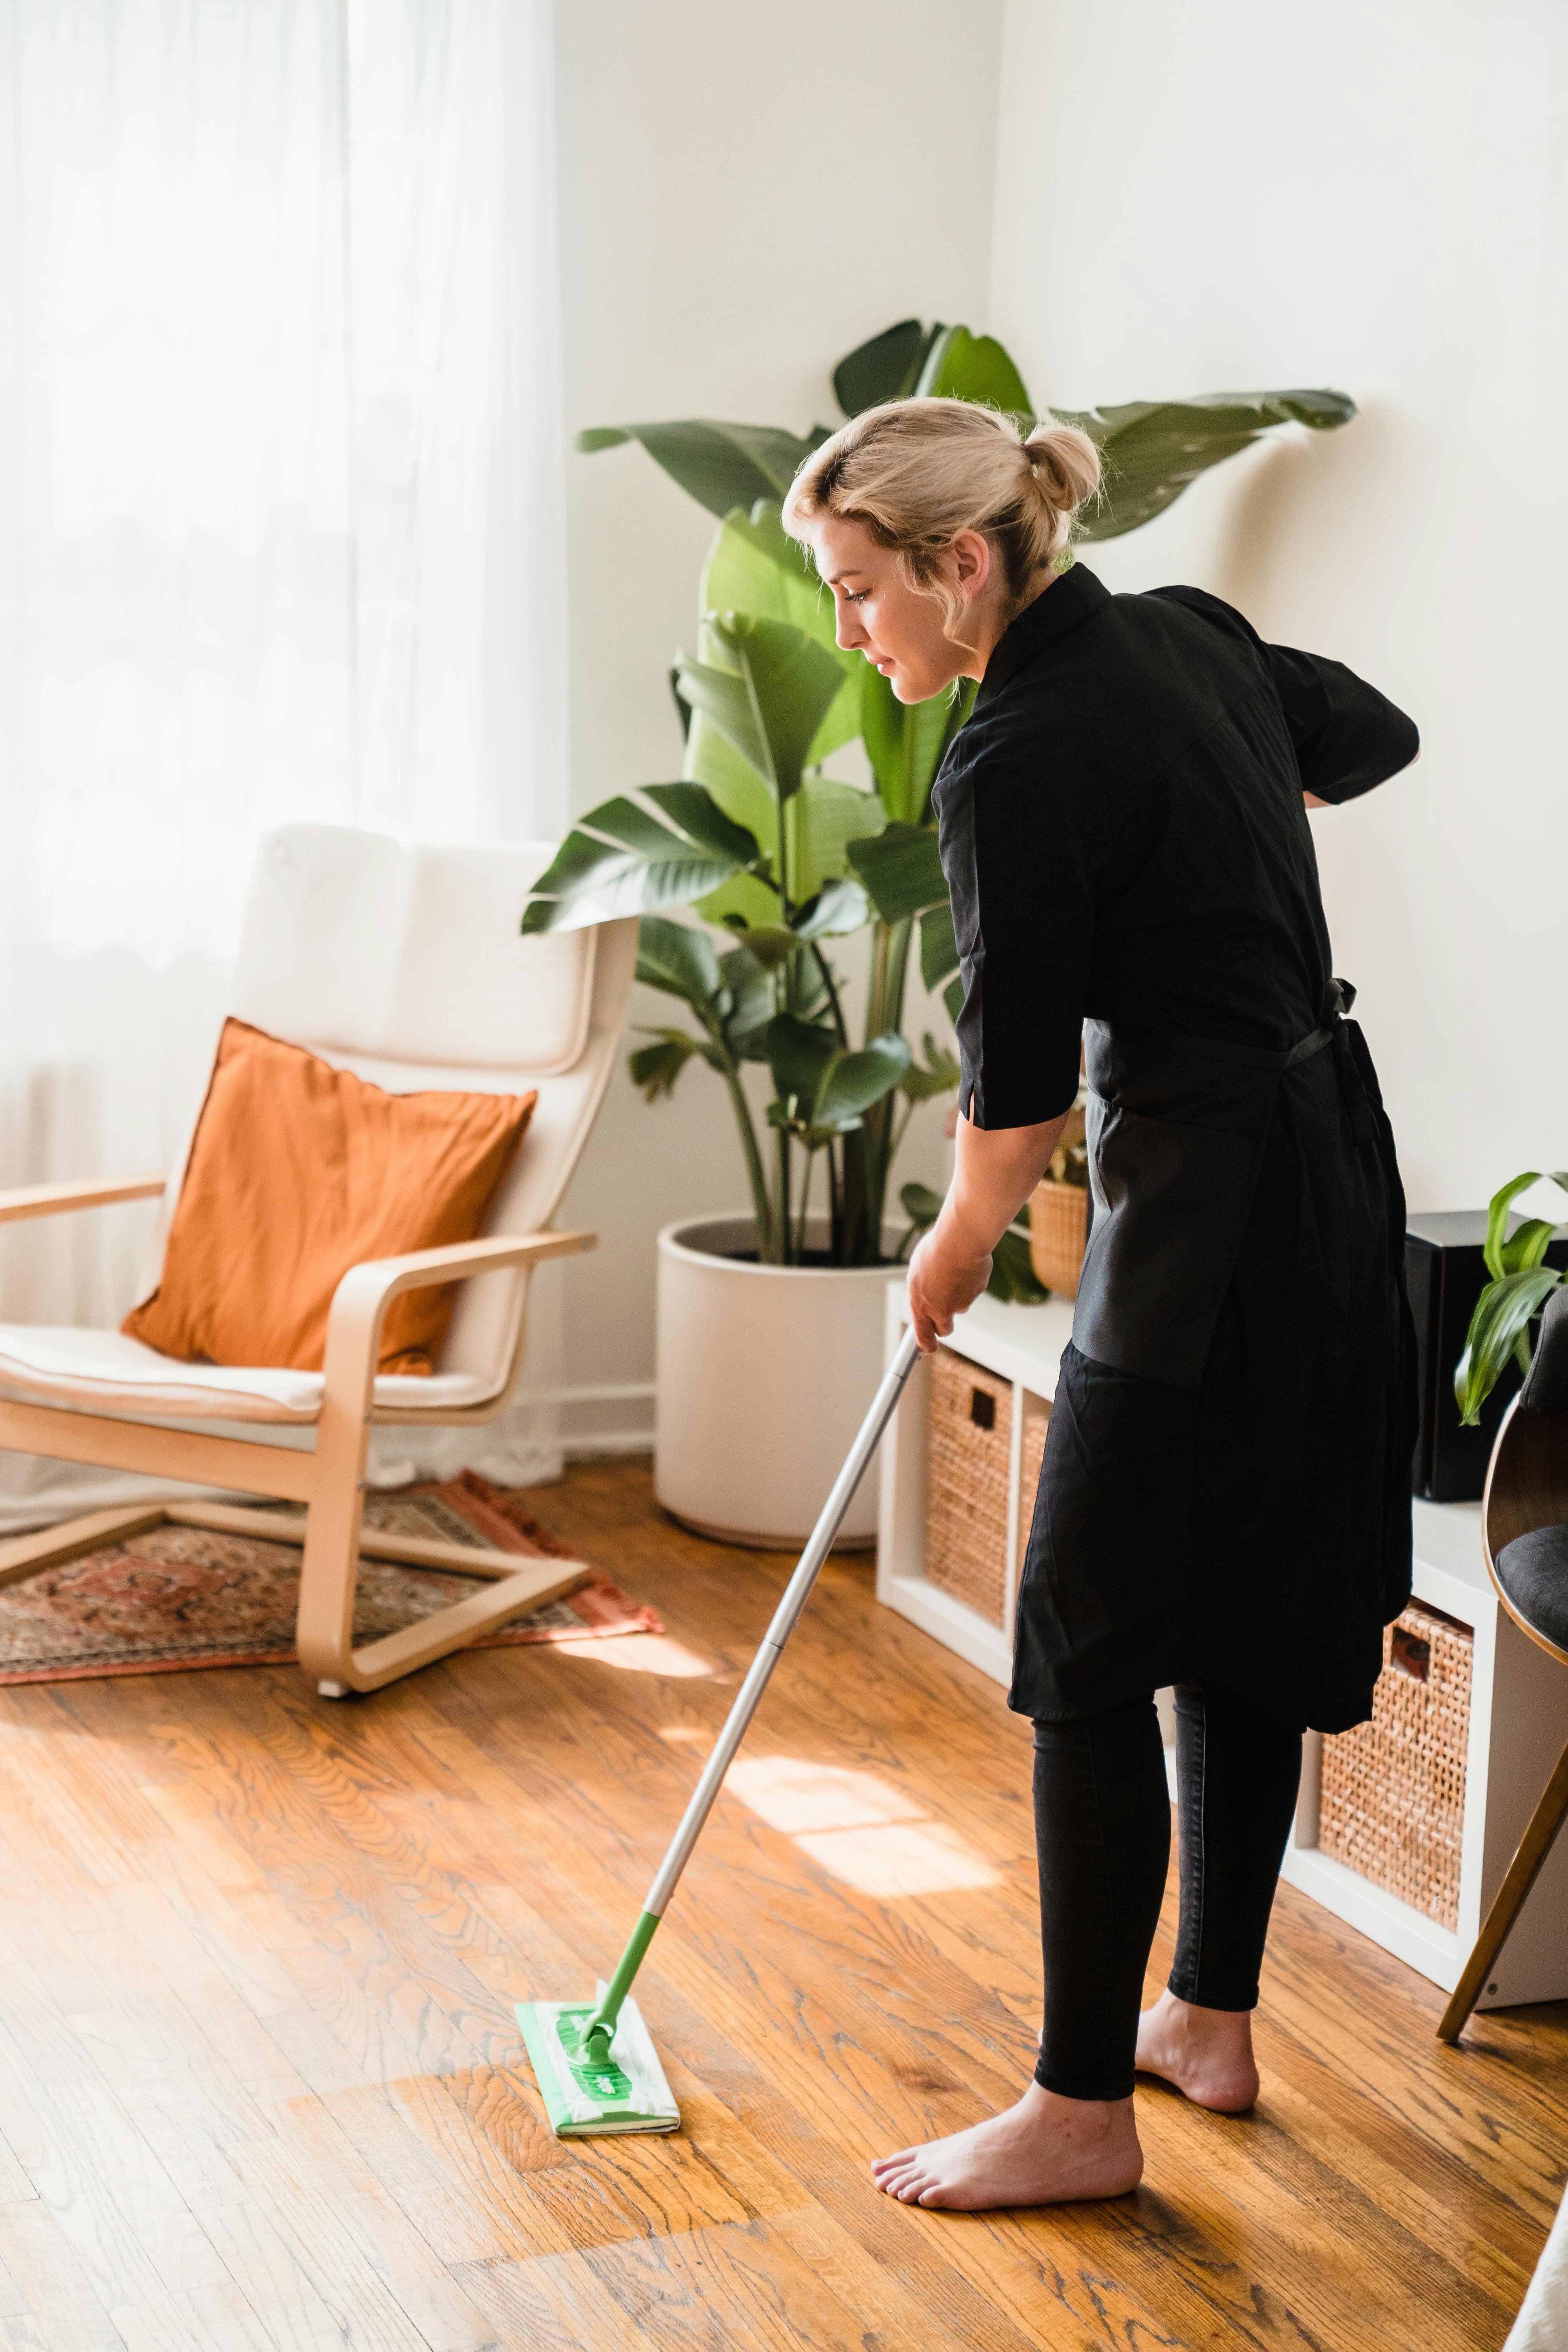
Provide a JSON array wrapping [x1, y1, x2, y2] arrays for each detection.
[[0, 0, 569, 1528]]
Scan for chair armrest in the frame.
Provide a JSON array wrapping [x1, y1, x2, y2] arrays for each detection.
[[0, 1174, 167, 1227], [321, 1229, 595, 1409]]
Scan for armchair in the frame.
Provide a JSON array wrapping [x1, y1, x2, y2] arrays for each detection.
[[0, 826, 636, 1696]]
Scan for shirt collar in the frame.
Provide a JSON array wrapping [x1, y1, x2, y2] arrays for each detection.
[[974, 562, 1110, 707]]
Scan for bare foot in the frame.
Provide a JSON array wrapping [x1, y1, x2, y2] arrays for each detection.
[[871, 2082, 1142, 2210], [1135, 1990, 1259, 2112]]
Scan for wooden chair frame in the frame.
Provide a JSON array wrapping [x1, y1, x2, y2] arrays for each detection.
[[1438, 1390, 1568, 2040], [0, 1177, 596, 1696]]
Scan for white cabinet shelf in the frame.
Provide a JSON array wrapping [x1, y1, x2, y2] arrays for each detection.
[[874, 1281, 1568, 2009]]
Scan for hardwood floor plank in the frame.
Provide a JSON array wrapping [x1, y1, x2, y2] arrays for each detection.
[[0, 2201, 126, 2351]]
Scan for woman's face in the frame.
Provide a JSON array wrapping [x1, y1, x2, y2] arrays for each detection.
[[806, 514, 997, 703]]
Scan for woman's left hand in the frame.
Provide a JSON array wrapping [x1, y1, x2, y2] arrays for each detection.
[[907, 1224, 993, 1353]]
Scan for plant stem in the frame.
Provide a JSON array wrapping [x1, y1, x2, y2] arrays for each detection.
[[775, 1122, 793, 1267], [720, 1062, 773, 1255], [810, 943, 848, 1047], [795, 1145, 814, 1262]]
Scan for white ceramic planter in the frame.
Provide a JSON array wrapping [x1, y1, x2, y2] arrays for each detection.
[[655, 1212, 903, 1549]]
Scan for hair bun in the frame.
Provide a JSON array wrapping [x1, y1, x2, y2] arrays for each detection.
[[1022, 423, 1102, 516]]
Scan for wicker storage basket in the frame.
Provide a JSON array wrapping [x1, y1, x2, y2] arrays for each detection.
[[1029, 1178, 1090, 1299], [1318, 1603, 1473, 1928], [924, 1348, 1013, 1626]]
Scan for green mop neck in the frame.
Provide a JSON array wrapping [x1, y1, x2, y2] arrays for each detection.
[[579, 1910, 660, 2067]]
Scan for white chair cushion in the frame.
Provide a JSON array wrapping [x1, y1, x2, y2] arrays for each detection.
[[231, 827, 598, 1074], [0, 1327, 499, 1426]]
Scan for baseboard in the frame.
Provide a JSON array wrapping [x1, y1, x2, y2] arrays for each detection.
[[550, 1379, 655, 1462]]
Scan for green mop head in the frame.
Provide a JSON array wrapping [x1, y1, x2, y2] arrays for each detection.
[[516, 1987, 679, 2138]]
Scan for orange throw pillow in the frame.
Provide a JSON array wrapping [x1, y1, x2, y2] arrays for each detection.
[[123, 1018, 536, 1376]]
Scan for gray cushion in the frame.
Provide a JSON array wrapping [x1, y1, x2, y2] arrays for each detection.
[[1496, 1524, 1568, 1653], [1520, 1287, 1568, 1416]]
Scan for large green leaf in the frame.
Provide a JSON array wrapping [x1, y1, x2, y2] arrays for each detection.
[[861, 667, 965, 825], [915, 326, 1033, 419], [794, 877, 869, 939], [989, 1226, 1049, 1305], [847, 821, 949, 924], [1456, 1266, 1565, 1425], [629, 1029, 720, 1101], [811, 1033, 911, 1131], [900, 1181, 944, 1230], [899, 1032, 960, 1103], [575, 419, 828, 518], [678, 615, 847, 805], [1483, 1171, 1568, 1281], [717, 942, 775, 1059], [788, 778, 885, 903], [521, 785, 762, 933], [764, 1012, 837, 1109], [699, 504, 861, 763], [1059, 390, 1356, 542], [832, 318, 942, 415], [634, 914, 721, 1009]]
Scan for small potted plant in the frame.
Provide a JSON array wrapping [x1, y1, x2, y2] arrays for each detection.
[[1029, 1078, 1092, 1299], [1457, 1169, 1568, 1423]]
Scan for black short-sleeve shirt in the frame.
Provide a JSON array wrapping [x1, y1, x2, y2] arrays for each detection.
[[933, 564, 1419, 1129]]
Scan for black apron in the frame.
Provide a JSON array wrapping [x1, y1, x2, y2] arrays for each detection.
[[1011, 982, 1417, 1734]]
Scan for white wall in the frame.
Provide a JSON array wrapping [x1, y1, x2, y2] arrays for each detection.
[[548, 0, 1004, 1449], [990, 0, 1568, 1218]]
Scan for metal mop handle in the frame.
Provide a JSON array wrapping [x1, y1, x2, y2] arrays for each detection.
[[580, 1324, 923, 2065]]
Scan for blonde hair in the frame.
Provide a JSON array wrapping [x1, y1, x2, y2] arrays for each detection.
[[781, 397, 1102, 642]]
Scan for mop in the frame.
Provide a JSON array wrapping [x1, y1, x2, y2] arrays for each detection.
[[517, 1326, 922, 2137]]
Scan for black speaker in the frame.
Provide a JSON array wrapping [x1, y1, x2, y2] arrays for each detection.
[[1406, 1211, 1568, 1502]]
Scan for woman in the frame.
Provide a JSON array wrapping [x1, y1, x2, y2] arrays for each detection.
[[782, 399, 1419, 2211]]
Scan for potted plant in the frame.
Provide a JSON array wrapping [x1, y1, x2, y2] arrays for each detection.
[[1457, 1170, 1568, 1423], [525, 319, 1354, 1543]]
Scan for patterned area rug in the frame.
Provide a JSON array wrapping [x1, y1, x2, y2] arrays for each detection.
[[0, 1470, 662, 1684]]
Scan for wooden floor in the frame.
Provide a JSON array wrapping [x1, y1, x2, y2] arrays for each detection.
[[0, 1459, 1560, 2349]]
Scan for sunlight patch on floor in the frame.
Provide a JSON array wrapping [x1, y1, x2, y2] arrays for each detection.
[[722, 1753, 998, 1895], [550, 1633, 715, 1677], [724, 1755, 924, 1833]]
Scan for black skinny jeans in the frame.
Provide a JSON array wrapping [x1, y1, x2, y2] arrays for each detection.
[[1032, 1683, 1302, 2102]]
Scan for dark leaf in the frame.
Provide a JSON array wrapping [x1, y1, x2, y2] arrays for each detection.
[[987, 1227, 1049, 1305], [634, 915, 722, 1008], [811, 1033, 911, 1130], [764, 1011, 838, 1109], [794, 877, 869, 939], [915, 325, 1033, 421], [847, 822, 949, 924], [628, 1031, 713, 1101], [575, 419, 828, 518], [1059, 390, 1356, 543], [944, 975, 966, 1028], [521, 786, 763, 934], [900, 1181, 945, 1229], [832, 318, 942, 415], [900, 1031, 960, 1103]]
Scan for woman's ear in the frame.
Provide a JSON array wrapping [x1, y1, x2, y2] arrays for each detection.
[[951, 529, 994, 599]]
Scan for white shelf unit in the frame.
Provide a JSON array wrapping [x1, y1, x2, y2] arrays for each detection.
[[1282, 1500, 1568, 2007], [875, 1281, 1568, 2008]]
